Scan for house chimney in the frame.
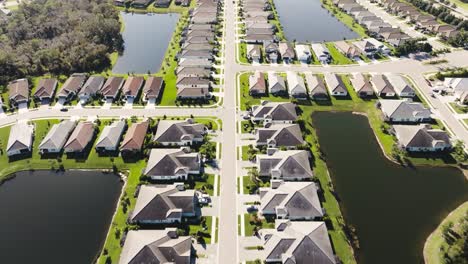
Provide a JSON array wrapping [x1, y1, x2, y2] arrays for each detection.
[[266, 148, 278, 156], [174, 182, 185, 191], [271, 179, 283, 189], [166, 228, 178, 239]]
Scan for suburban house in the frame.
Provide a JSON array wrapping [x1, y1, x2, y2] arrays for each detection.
[[122, 76, 144, 102], [264, 41, 279, 63], [257, 148, 313, 180], [259, 220, 336, 264], [267, 72, 286, 95], [431, 24, 458, 39], [154, 0, 172, 7], [379, 99, 431, 123], [57, 73, 87, 102], [334, 41, 361, 60], [176, 77, 210, 90], [353, 39, 377, 57], [38, 120, 76, 154], [131, 0, 153, 8], [95, 121, 127, 152], [249, 71, 267, 95], [305, 73, 328, 100], [350, 73, 374, 97], [371, 74, 396, 97], [120, 121, 149, 154], [386, 74, 415, 97], [251, 101, 298, 123], [33, 78, 57, 104], [144, 148, 202, 180], [247, 44, 262, 63], [8, 79, 29, 107], [295, 44, 312, 64], [177, 86, 211, 99], [119, 228, 191, 264], [260, 180, 323, 220], [325, 74, 347, 97], [366, 38, 391, 55], [278, 42, 295, 63], [445, 78, 468, 91], [99, 76, 125, 101], [7, 122, 34, 157], [177, 67, 211, 78], [154, 119, 206, 146], [286, 71, 307, 99], [78, 76, 105, 104], [130, 183, 196, 224], [64, 121, 95, 154], [393, 124, 451, 152], [142, 77, 163, 104], [444, 78, 468, 104], [311, 43, 331, 64], [256, 124, 304, 148]]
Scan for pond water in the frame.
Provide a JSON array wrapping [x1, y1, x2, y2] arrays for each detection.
[[112, 12, 180, 74], [0, 170, 122, 264], [273, 0, 359, 42], [313, 112, 468, 264]]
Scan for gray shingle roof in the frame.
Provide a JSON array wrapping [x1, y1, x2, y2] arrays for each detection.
[[39, 120, 76, 151], [7, 123, 34, 154], [95, 121, 126, 149], [252, 102, 297, 121], [257, 150, 313, 179], [144, 149, 201, 177], [256, 124, 304, 147], [260, 220, 336, 264], [260, 181, 322, 219], [380, 99, 431, 120], [131, 184, 195, 222], [119, 229, 191, 264], [154, 119, 205, 144], [394, 124, 451, 149]]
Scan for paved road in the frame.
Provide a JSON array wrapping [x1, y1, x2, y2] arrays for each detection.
[[216, 0, 239, 262]]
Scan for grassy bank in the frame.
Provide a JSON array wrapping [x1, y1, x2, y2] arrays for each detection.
[[424, 202, 468, 264], [321, 0, 368, 38]]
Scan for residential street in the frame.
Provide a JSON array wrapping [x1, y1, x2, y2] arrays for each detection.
[[0, 0, 467, 263]]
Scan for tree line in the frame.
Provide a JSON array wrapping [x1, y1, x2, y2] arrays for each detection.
[[0, 0, 123, 88]]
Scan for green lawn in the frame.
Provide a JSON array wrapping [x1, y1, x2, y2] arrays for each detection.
[[194, 173, 215, 196], [241, 120, 255, 133], [188, 216, 213, 245], [242, 175, 270, 195], [447, 0, 468, 12], [449, 102, 468, 114], [239, 72, 289, 111], [424, 202, 468, 264], [325, 43, 356, 65], [243, 213, 275, 236], [321, 0, 368, 38], [239, 42, 249, 64]]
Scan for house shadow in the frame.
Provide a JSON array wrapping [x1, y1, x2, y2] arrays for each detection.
[[314, 99, 333, 106], [407, 151, 457, 165], [8, 152, 32, 162]]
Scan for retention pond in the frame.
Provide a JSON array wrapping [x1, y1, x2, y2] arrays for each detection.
[[313, 111, 468, 264], [112, 12, 179, 74], [273, 0, 359, 42], [0, 170, 122, 264]]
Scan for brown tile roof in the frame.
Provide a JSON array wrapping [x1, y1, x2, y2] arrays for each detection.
[[33, 78, 57, 99], [143, 77, 163, 100], [58, 73, 86, 97], [100, 76, 124, 98], [122, 76, 145, 97], [64, 122, 95, 153], [121, 121, 149, 152], [8, 79, 29, 103]]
